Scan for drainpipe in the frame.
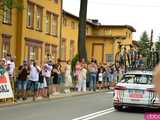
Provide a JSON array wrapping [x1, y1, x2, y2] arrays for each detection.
[[59, 0, 63, 61]]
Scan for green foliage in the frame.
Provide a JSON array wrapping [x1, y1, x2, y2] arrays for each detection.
[[0, 0, 23, 10], [155, 36, 160, 50], [71, 54, 79, 72], [138, 31, 150, 57], [0, 66, 5, 75]]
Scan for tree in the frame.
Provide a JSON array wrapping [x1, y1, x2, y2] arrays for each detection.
[[138, 31, 150, 57], [155, 36, 160, 50], [78, 0, 88, 61]]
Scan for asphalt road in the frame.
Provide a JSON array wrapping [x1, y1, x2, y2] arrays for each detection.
[[0, 92, 147, 120]]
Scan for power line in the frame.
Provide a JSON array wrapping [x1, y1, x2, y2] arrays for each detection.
[[89, 1, 160, 8]]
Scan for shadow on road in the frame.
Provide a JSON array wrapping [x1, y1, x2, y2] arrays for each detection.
[[116, 107, 160, 114]]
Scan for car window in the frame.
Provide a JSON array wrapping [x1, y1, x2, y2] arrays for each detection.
[[123, 74, 152, 84]]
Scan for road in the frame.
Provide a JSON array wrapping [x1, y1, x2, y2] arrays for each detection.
[[0, 92, 146, 120]]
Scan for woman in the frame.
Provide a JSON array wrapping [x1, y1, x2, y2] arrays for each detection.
[[75, 60, 82, 90], [52, 64, 60, 94], [64, 60, 73, 93]]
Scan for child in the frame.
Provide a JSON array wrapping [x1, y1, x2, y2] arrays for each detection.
[[98, 68, 103, 89]]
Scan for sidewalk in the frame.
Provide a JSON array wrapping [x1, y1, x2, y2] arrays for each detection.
[[0, 89, 111, 108]]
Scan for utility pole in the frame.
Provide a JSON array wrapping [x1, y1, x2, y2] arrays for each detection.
[[150, 29, 153, 51], [78, 0, 88, 61]]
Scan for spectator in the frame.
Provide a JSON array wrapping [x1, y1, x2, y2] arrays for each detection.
[[38, 70, 45, 98], [138, 55, 144, 69], [97, 67, 104, 89], [17, 60, 29, 100], [103, 64, 110, 89], [27, 60, 40, 101], [6, 58, 15, 90], [88, 59, 98, 91], [42, 61, 53, 97], [78, 64, 87, 92], [0, 58, 7, 75], [64, 60, 73, 93], [75, 60, 82, 90], [52, 64, 61, 95]]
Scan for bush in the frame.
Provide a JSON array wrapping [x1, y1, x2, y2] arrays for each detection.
[[71, 54, 79, 72]]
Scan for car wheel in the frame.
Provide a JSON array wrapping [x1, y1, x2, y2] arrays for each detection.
[[114, 105, 123, 111]]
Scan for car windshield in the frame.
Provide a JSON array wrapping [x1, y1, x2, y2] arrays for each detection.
[[122, 74, 152, 84]]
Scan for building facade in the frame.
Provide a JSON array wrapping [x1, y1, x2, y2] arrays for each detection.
[[0, 1, 136, 66], [86, 24, 136, 64], [0, 0, 62, 66], [62, 11, 136, 64], [61, 11, 79, 61]]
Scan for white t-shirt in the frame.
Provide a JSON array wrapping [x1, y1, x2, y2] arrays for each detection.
[[29, 65, 40, 81], [7, 61, 15, 77], [43, 64, 53, 78], [98, 73, 103, 82]]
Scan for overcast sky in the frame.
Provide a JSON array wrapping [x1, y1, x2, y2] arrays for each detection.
[[63, 0, 160, 41]]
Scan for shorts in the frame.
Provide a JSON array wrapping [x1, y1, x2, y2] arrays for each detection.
[[27, 80, 39, 92], [38, 82, 44, 89], [17, 80, 27, 90], [45, 77, 52, 86]]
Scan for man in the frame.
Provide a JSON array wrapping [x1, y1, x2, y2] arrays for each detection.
[[88, 59, 98, 91], [6, 58, 15, 90], [153, 64, 160, 95], [17, 60, 29, 100], [0, 58, 6, 75], [27, 60, 40, 101]]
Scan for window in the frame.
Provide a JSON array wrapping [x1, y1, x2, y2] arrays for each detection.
[[36, 6, 43, 31], [63, 18, 67, 27], [29, 46, 38, 61], [71, 21, 75, 29], [51, 14, 58, 36], [61, 39, 66, 61], [106, 54, 113, 63], [86, 27, 89, 35], [45, 44, 51, 60], [51, 45, 57, 63], [2, 34, 11, 58], [3, 5, 11, 24], [70, 41, 74, 60], [46, 12, 51, 33], [27, 2, 34, 28]]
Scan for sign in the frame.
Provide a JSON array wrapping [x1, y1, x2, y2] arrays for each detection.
[[0, 72, 14, 99], [145, 113, 160, 120]]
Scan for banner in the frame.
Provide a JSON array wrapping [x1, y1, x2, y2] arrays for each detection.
[[0, 72, 14, 99]]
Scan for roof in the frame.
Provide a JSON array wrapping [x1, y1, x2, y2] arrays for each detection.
[[63, 10, 94, 26], [87, 35, 126, 39], [63, 10, 136, 32], [95, 25, 136, 32], [125, 70, 152, 76]]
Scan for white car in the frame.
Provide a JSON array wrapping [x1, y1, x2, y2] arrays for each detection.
[[113, 70, 160, 110]]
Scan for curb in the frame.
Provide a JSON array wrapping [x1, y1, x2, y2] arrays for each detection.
[[0, 90, 111, 108]]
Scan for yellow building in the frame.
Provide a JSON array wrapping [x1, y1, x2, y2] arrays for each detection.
[[0, 0, 62, 66], [0, 4, 17, 59], [0, 2, 136, 66], [86, 22, 136, 64], [62, 12, 136, 64], [61, 10, 79, 61]]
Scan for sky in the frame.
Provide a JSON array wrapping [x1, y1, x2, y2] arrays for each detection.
[[63, 0, 160, 41]]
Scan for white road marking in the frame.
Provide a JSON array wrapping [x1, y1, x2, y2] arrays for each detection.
[[107, 91, 114, 94], [82, 110, 115, 120], [72, 107, 115, 120]]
